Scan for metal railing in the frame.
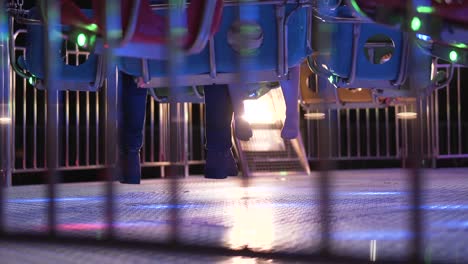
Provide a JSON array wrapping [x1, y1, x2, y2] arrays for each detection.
[[304, 62, 468, 165]]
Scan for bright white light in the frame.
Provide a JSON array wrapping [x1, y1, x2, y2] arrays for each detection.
[[242, 99, 277, 124], [396, 112, 417, 119], [0, 117, 12, 124], [304, 112, 326, 120]]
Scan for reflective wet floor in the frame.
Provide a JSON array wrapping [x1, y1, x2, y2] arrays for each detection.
[[1, 168, 467, 263]]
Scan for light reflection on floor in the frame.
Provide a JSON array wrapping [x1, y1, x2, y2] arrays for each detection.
[[2, 168, 468, 263]]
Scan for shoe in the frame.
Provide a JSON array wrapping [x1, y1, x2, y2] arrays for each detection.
[[234, 119, 253, 141], [205, 148, 239, 179], [281, 118, 299, 139], [119, 151, 142, 184]]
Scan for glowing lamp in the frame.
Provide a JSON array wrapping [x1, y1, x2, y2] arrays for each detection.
[[449, 51, 458, 62], [76, 33, 87, 47], [411, 17, 422, 31]]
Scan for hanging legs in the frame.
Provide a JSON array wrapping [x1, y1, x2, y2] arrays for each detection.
[[118, 72, 147, 184], [280, 66, 300, 139], [204, 84, 239, 179]]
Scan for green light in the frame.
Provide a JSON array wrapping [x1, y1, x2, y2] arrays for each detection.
[[449, 51, 458, 62], [85, 23, 98, 32], [28, 77, 34, 85], [416, 6, 434, 14], [350, 0, 364, 16], [411, 17, 422, 31], [453, 43, 468, 49], [76, 33, 87, 47], [328, 76, 334, 84]]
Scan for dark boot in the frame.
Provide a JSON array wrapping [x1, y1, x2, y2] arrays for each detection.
[[205, 148, 238, 179], [119, 151, 141, 184], [118, 72, 147, 184], [204, 84, 237, 179]]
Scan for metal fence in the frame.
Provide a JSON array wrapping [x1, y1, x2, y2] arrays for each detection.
[[10, 30, 206, 177]]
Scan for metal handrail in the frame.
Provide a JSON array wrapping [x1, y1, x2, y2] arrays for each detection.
[[8, 18, 30, 79]]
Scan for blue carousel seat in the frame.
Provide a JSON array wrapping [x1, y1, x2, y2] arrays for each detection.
[[18, 9, 103, 91], [118, 3, 310, 86], [311, 6, 407, 89]]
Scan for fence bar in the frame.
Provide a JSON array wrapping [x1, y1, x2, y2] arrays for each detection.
[[75, 92, 80, 165], [96, 92, 100, 165], [456, 67, 461, 155], [356, 109, 360, 157], [102, 0, 121, 239], [446, 70, 451, 154], [43, 0, 61, 236], [0, 0, 10, 235]]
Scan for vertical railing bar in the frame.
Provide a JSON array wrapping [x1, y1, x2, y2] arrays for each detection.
[[75, 92, 80, 165], [395, 106, 400, 158], [356, 109, 360, 158], [44, 0, 61, 236], [159, 104, 165, 177], [346, 108, 350, 158], [33, 85, 38, 168], [435, 90, 439, 157], [86, 92, 90, 166], [328, 109, 332, 157], [22, 77, 26, 169], [337, 109, 341, 158], [65, 91, 69, 167], [95, 92, 100, 165], [456, 67, 461, 154], [404, 106, 408, 159], [366, 108, 370, 157], [199, 103, 205, 161], [150, 97, 155, 162], [9, 34, 16, 184], [188, 103, 193, 164], [102, 0, 120, 239], [376, 108, 380, 157], [446, 69, 450, 154], [1, 2, 9, 232], [385, 107, 389, 158], [426, 94, 431, 160]]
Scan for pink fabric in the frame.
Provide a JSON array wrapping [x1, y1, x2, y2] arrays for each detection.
[[60, 0, 94, 29]]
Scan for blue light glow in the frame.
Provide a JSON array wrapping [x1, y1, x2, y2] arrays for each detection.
[[416, 33, 432, 42], [332, 230, 412, 241], [337, 191, 405, 196], [421, 204, 468, 210], [8, 197, 105, 203]]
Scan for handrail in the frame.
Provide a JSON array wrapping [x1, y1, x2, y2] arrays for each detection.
[[8, 18, 31, 79], [148, 88, 168, 103], [184, 0, 218, 54]]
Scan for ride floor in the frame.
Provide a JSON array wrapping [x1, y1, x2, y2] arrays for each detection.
[[1, 168, 467, 263]]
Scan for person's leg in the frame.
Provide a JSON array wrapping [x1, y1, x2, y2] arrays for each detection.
[[204, 84, 238, 179], [227, 83, 252, 141], [279, 66, 300, 139], [119, 72, 147, 184]]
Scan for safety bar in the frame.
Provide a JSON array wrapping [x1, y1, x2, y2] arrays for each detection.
[[8, 18, 30, 79]]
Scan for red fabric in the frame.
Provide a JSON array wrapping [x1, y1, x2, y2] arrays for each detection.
[[60, 0, 94, 28], [62, 0, 224, 49]]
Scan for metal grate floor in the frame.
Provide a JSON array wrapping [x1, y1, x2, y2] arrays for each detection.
[[1, 168, 468, 263]]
